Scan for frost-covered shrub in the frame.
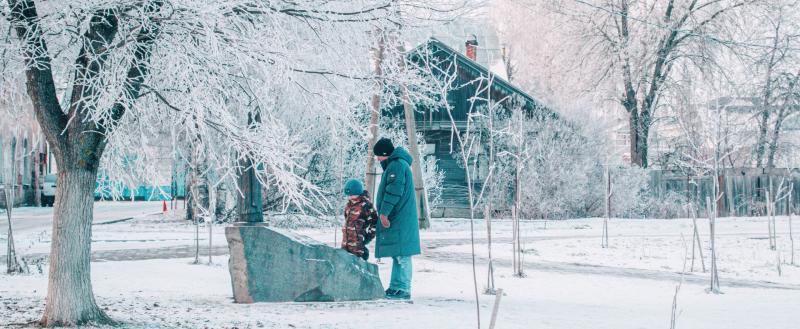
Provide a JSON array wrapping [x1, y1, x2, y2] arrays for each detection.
[[497, 109, 606, 220], [609, 168, 687, 219], [608, 166, 651, 218], [643, 191, 687, 219], [423, 155, 446, 210]]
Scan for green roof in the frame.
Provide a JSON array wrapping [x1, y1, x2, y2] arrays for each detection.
[[408, 37, 554, 117]]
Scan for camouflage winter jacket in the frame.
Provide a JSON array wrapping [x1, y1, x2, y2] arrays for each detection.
[[341, 191, 378, 259]]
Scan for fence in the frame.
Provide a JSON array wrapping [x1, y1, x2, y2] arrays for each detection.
[[650, 168, 800, 217]]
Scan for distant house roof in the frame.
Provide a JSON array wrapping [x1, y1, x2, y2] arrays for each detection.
[[407, 38, 555, 119]]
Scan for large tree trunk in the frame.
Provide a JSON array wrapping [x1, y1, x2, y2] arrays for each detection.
[[628, 110, 649, 168], [766, 105, 790, 168], [755, 109, 771, 168], [236, 111, 264, 224], [236, 157, 263, 223], [9, 0, 160, 325], [41, 167, 110, 326]]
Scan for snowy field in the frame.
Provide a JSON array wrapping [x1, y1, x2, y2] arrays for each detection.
[[2, 205, 800, 328]]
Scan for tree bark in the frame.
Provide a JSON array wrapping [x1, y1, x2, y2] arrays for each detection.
[[512, 110, 524, 277], [41, 168, 110, 326], [364, 30, 385, 198], [755, 21, 783, 168], [402, 87, 431, 229], [391, 27, 430, 228], [236, 157, 263, 223], [755, 108, 771, 168], [8, 0, 161, 324], [627, 110, 648, 168], [766, 101, 793, 168]]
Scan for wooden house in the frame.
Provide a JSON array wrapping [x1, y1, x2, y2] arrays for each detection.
[[387, 37, 557, 217]]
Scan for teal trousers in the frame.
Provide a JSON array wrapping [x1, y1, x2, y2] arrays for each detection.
[[389, 256, 413, 293]]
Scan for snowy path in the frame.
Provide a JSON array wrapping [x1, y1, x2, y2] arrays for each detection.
[[0, 201, 163, 233], [9, 231, 797, 291], [424, 244, 800, 291]]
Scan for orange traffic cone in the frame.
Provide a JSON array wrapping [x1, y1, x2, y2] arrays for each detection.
[[162, 200, 168, 213]]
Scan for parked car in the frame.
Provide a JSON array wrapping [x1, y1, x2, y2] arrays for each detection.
[[41, 174, 56, 207]]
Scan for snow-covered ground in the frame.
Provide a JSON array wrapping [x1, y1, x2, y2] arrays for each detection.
[[2, 208, 800, 328], [438, 217, 800, 285], [3, 256, 799, 329]]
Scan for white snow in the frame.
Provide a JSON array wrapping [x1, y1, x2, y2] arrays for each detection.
[[2, 256, 799, 329], [439, 217, 800, 285], [2, 213, 800, 328]]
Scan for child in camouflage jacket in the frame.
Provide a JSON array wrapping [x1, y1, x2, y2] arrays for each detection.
[[342, 179, 378, 260]]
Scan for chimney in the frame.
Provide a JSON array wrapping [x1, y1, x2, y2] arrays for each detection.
[[465, 35, 478, 61]]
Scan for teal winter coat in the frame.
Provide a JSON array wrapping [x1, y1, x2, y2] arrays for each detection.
[[374, 147, 421, 258]]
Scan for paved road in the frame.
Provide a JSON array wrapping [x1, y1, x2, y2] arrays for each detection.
[[0, 201, 163, 233]]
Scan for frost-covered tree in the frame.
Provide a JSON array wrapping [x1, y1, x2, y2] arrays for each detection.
[[742, 0, 800, 168], [494, 0, 752, 168], [0, 0, 464, 325]]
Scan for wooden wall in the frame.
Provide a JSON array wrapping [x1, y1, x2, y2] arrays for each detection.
[[650, 168, 800, 217]]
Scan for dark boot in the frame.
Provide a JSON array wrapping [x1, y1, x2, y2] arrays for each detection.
[[386, 289, 410, 300]]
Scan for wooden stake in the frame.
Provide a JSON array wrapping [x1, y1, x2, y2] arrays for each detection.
[[603, 166, 611, 248], [489, 288, 504, 329], [789, 191, 795, 265], [767, 190, 772, 247], [706, 196, 720, 293], [485, 204, 495, 294], [690, 203, 706, 273]]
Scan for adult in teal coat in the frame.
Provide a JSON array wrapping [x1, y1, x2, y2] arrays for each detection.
[[372, 138, 420, 299]]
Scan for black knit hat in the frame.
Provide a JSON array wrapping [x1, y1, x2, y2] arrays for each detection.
[[373, 138, 395, 157]]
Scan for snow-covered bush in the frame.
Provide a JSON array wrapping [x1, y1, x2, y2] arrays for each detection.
[[609, 167, 687, 219], [492, 105, 606, 220], [484, 104, 684, 220], [422, 155, 446, 210], [608, 166, 651, 218]]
